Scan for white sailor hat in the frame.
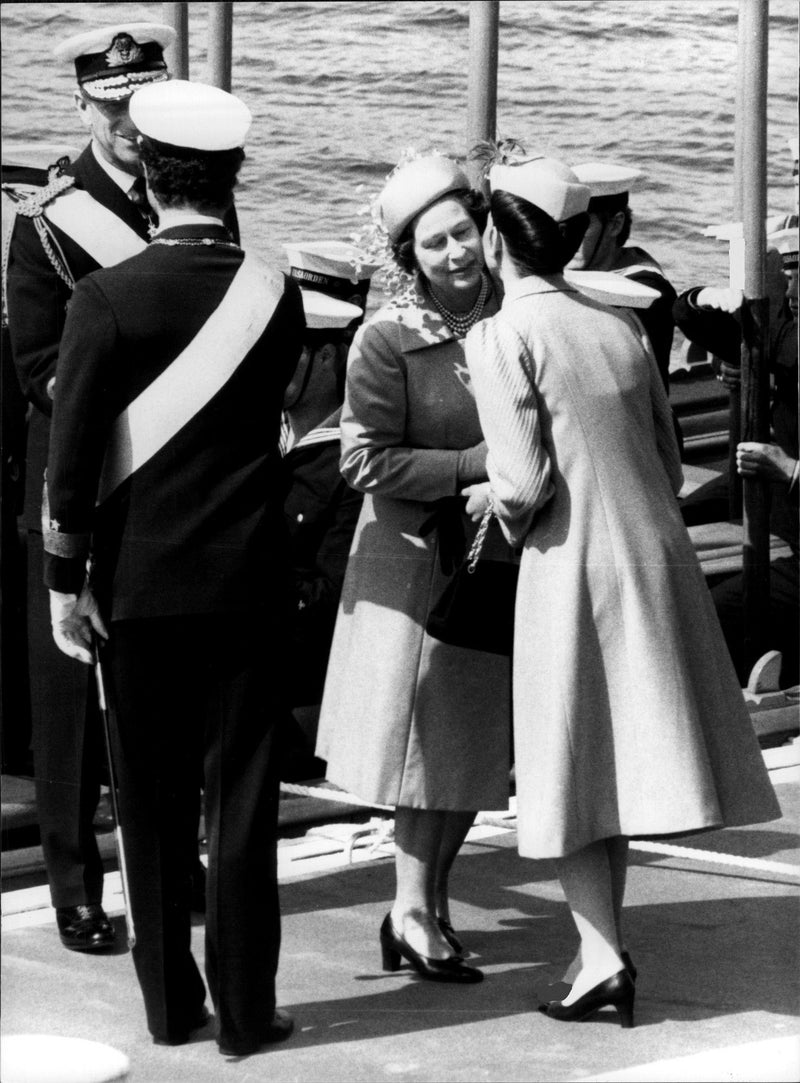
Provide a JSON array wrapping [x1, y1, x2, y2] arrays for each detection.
[[488, 156, 591, 222], [283, 240, 380, 311], [571, 162, 647, 202], [768, 226, 799, 270], [54, 23, 174, 102], [379, 156, 471, 243], [129, 80, 252, 151]]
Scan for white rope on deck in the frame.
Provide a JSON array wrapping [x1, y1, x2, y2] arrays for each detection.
[[629, 839, 800, 879], [280, 782, 800, 879]]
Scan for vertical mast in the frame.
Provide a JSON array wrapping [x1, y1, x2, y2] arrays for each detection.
[[162, 2, 189, 79], [208, 2, 234, 91], [738, 0, 771, 677], [466, 1, 500, 190]]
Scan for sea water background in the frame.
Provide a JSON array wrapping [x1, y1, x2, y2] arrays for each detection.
[[1, 0, 797, 310]]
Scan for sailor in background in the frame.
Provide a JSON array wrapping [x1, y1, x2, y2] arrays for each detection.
[[43, 79, 304, 1053], [280, 243, 377, 778], [567, 162, 679, 400], [5, 21, 176, 954]]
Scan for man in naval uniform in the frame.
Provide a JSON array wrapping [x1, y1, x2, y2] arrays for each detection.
[[567, 161, 678, 395], [5, 21, 177, 953], [279, 243, 376, 777], [43, 79, 304, 1054]]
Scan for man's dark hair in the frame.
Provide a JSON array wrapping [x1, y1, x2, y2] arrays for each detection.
[[391, 188, 490, 274], [490, 189, 589, 276], [587, 194, 633, 248], [139, 135, 244, 212]]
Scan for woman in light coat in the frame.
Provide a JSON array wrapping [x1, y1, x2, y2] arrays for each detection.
[[463, 156, 781, 1026], [317, 156, 512, 983]]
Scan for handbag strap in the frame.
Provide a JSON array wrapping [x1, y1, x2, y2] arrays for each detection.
[[466, 501, 495, 573]]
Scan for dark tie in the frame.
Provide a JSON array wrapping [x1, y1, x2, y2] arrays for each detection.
[[128, 176, 155, 227]]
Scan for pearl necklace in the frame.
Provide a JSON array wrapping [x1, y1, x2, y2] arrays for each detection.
[[428, 273, 490, 337], [150, 236, 240, 250]]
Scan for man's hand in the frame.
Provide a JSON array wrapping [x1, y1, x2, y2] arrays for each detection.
[[736, 442, 798, 485], [49, 585, 109, 665]]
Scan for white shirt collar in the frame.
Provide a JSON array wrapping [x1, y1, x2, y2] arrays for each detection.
[[154, 210, 226, 232], [91, 140, 139, 194]]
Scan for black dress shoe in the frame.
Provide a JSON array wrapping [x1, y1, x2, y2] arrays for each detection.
[[56, 904, 115, 952], [218, 1009, 295, 1056], [379, 914, 483, 984], [538, 970, 635, 1028]]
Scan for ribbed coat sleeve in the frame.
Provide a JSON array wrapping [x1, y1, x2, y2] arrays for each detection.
[[465, 317, 554, 546]]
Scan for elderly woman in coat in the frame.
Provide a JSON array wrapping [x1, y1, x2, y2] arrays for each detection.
[[316, 155, 512, 983], [463, 156, 781, 1026]]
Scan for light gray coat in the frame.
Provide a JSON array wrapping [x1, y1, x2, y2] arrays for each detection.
[[316, 281, 512, 811], [467, 276, 780, 858]]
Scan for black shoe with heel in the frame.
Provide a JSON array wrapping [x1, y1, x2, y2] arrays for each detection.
[[380, 914, 483, 984], [538, 970, 635, 1028]]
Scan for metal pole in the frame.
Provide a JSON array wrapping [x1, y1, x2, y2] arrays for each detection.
[[466, 0, 499, 190], [162, 2, 189, 79], [727, 3, 749, 519], [738, 0, 770, 680], [207, 1, 233, 91]]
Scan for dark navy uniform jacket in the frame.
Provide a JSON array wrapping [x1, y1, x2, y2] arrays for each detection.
[[282, 409, 363, 705], [44, 223, 305, 621], [7, 144, 239, 530]]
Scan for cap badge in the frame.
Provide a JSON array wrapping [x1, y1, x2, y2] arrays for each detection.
[[105, 33, 143, 69]]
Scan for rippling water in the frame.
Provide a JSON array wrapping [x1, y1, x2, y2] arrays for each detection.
[[2, 1, 797, 304]]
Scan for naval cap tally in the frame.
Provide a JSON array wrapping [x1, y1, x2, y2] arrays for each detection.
[[54, 23, 175, 101], [129, 80, 252, 151], [379, 156, 471, 243], [489, 157, 591, 222], [768, 226, 799, 270]]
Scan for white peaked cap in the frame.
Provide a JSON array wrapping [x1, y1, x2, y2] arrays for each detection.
[[571, 161, 647, 198], [489, 157, 591, 222], [129, 80, 252, 151], [54, 22, 175, 61]]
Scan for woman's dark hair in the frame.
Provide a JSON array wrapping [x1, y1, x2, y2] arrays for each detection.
[[391, 188, 489, 274], [490, 189, 589, 276], [139, 135, 244, 211]]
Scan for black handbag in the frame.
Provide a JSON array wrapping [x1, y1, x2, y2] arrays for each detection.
[[426, 504, 519, 656]]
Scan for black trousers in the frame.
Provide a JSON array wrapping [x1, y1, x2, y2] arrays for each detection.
[[27, 532, 104, 908], [104, 612, 284, 1051]]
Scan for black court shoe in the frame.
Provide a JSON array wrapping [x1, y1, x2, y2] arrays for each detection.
[[538, 970, 635, 1028], [56, 904, 115, 952], [380, 914, 483, 984]]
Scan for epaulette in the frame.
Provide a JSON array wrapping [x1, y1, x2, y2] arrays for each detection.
[[4, 172, 75, 217], [2, 169, 77, 295]]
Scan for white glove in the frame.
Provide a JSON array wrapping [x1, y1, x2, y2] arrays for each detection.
[[49, 585, 109, 665]]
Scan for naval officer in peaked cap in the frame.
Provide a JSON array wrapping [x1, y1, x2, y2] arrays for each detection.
[[5, 20, 179, 956], [43, 78, 305, 1054]]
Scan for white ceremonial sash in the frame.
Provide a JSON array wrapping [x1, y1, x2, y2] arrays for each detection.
[[97, 252, 283, 504], [44, 188, 147, 266]]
